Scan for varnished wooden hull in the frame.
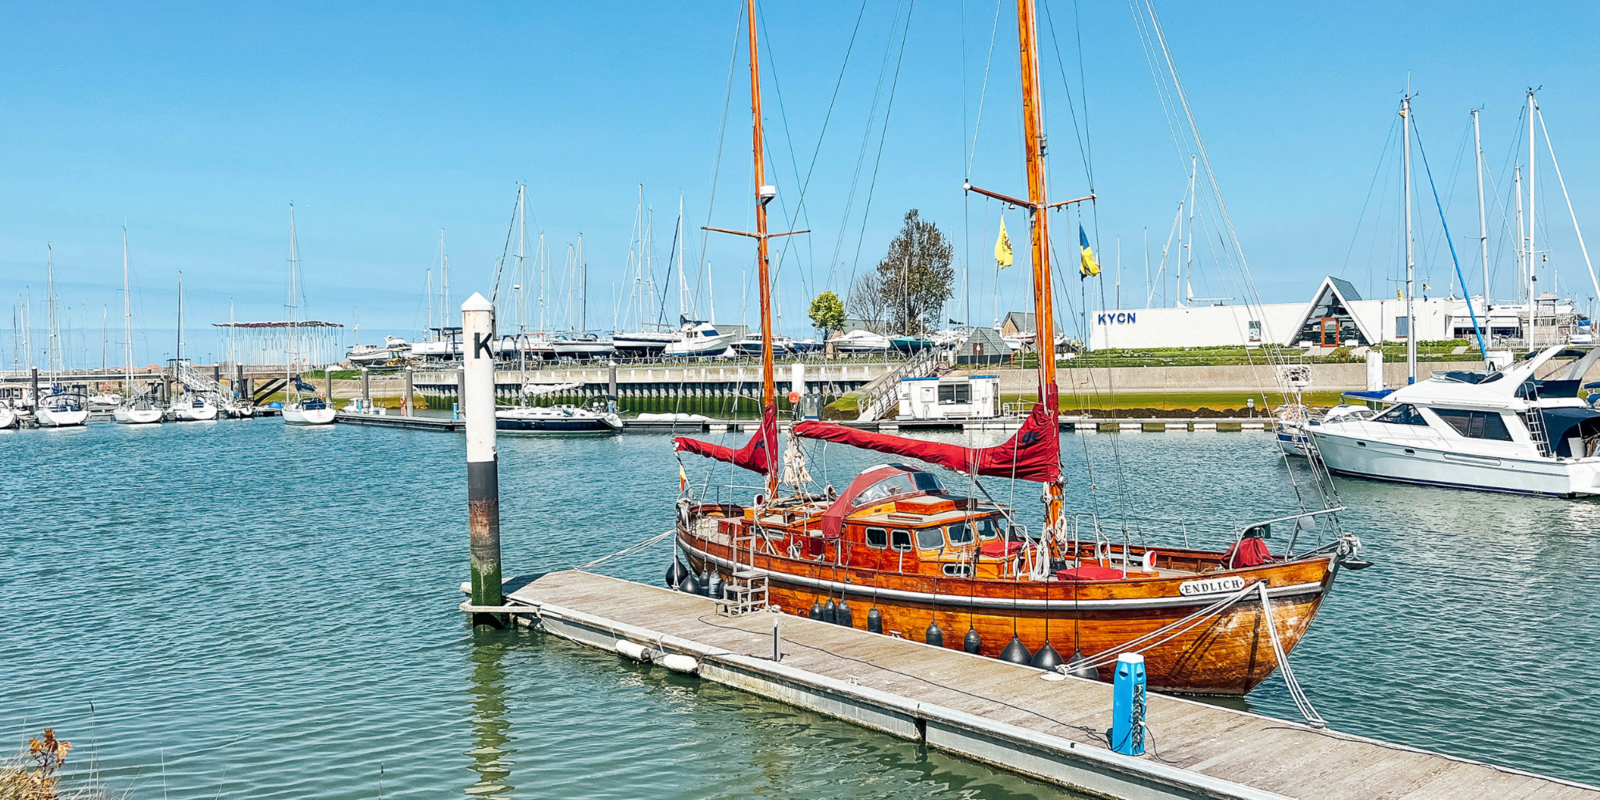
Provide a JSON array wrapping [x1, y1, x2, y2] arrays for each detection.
[[677, 532, 1336, 696]]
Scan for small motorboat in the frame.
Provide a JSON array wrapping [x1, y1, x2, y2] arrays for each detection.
[[495, 403, 622, 434]]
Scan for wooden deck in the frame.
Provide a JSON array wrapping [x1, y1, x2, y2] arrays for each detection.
[[497, 570, 1598, 800]]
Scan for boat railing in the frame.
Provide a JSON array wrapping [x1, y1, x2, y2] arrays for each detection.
[[1233, 506, 1345, 559]]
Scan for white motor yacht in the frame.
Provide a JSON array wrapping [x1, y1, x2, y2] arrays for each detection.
[[0, 404, 16, 429], [826, 329, 890, 353], [1309, 346, 1600, 497], [37, 393, 90, 427], [730, 333, 793, 356], [172, 394, 219, 421], [663, 322, 735, 357]]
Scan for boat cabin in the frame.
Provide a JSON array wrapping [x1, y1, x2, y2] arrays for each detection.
[[896, 375, 1001, 420]]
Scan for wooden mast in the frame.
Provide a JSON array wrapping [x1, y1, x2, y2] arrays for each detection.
[[966, 0, 1088, 528], [703, 0, 807, 500], [1016, 0, 1060, 526], [749, 0, 777, 501]]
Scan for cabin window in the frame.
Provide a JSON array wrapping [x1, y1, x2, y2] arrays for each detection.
[[942, 563, 973, 578], [852, 474, 916, 506], [912, 472, 944, 493], [975, 517, 1001, 541], [865, 527, 888, 549], [946, 522, 974, 546], [1434, 409, 1513, 441], [938, 383, 971, 404], [915, 527, 944, 550], [1376, 404, 1429, 426], [890, 529, 912, 551]]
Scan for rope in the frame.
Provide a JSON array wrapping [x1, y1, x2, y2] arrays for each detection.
[[1256, 581, 1325, 728], [573, 529, 675, 571]]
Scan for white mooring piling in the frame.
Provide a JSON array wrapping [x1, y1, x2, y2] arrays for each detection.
[[462, 293, 503, 626]]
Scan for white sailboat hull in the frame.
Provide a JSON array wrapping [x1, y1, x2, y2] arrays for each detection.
[[284, 405, 337, 425], [1311, 427, 1600, 497], [173, 403, 219, 422], [0, 406, 16, 429], [36, 406, 89, 427], [114, 407, 164, 425]]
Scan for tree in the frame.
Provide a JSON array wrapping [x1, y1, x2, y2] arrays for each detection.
[[873, 209, 954, 334], [846, 272, 888, 331], [808, 290, 845, 337]]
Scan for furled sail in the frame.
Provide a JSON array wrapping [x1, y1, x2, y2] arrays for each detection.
[[674, 404, 779, 476], [793, 387, 1060, 483]]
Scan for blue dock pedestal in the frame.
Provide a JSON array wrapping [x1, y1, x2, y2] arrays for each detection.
[[1111, 653, 1146, 756]]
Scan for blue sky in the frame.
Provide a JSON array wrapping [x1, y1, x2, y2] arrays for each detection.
[[3, 1, 1598, 365]]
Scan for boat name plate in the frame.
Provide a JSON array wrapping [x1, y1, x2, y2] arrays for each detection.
[[1178, 575, 1246, 597]]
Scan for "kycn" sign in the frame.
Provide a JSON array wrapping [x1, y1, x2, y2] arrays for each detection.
[[1096, 312, 1137, 325]]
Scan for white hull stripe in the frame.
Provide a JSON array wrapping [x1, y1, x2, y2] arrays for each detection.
[[680, 539, 1326, 612]]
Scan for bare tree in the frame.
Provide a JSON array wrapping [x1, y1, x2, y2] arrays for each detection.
[[846, 272, 888, 332]]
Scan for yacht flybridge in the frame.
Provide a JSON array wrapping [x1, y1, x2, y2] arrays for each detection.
[[670, 0, 1363, 698], [1311, 346, 1600, 497]]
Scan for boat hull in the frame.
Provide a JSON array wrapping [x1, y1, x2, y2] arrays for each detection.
[[172, 405, 219, 422], [0, 407, 15, 429], [113, 407, 164, 424], [283, 405, 337, 425], [1311, 427, 1600, 497], [36, 407, 89, 427], [495, 417, 619, 433], [676, 533, 1335, 696]]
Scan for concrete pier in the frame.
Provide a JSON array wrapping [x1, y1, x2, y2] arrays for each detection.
[[475, 570, 1600, 800]]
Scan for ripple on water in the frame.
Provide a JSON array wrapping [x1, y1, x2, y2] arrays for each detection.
[[2, 421, 1597, 797]]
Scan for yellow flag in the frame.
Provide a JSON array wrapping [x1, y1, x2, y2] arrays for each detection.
[[994, 218, 1013, 268]]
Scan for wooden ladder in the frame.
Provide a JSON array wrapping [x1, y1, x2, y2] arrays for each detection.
[[716, 530, 770, 617]]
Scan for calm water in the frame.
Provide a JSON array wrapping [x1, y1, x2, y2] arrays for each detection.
[[3, 419, 1597, 797]]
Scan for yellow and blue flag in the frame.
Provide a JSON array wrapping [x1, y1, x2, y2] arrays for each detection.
[[1078, 226, 1100, 279]]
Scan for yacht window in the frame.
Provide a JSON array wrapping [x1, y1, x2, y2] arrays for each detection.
[[915, 527, 945, 550], [1434, 409, 1513, 441], [890, 529, 912, 551], [911, 472, 944, 493], [865, 527, 888, 549], [947, 522, 974, 545], [975, 517, 1001, 541], [1376, 404, 1429, 426]]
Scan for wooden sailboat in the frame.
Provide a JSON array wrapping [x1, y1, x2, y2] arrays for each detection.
[[672, 0, 1365, 697]]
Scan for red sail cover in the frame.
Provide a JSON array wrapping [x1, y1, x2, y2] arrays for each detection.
[[674, 404, 779, 476], [794, 391, 1060, 484]]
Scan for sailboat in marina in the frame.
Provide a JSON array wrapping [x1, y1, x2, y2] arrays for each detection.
[[672, 0, 1364, 697], [113, 230, 163, 424], [281, 204, 336, 425], [169, 273, 219, 422], [36, 247, 90, 428]]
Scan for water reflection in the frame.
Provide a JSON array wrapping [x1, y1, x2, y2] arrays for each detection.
[[465, 627, 516, 799]]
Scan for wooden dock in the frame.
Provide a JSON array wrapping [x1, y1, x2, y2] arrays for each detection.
[[481, 570, 1599, 800]]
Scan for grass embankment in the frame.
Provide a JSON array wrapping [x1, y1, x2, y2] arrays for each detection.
[[1004, 390, 1346, 418]]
